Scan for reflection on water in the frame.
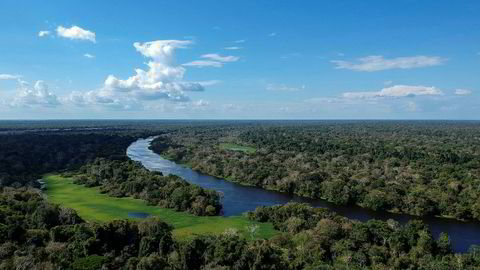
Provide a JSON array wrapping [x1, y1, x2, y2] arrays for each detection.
[[127, 137, 480, 252]]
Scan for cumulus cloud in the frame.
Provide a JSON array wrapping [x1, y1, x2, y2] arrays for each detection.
[[454, 89, 472, 95], [64, 40, 206, 110], [133, 40, 190, 62], [331, 55, 446, 72], [0, 74, 21, 80], [342, 85, 442, 99], [224, 46, 242, 50], [56, 25, 96, 43], [12, 80, 60, 107], [266, 83, 305, 92], [62, 90, 142, 110], [38, 31, 50, 37], [84, 53, 95, 58]]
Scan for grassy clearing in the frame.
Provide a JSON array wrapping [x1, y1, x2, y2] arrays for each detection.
[[219, 143, 257, 154], [44, 174, 277, 240]]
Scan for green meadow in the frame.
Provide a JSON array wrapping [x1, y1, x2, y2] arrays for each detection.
[[219, 143, 257, 154], [44, 174, 277, 239]]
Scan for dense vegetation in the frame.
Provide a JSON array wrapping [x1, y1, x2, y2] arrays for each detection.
[[2, 120, 480, 269], [73, 158, 222, 216], [45, 174, 278, 239], [0, 133, 135, 187], [150, 121, 480, 221], [2, 188, 480, 269], [0, 188, 176, 269], [244, 203, 480, 269]]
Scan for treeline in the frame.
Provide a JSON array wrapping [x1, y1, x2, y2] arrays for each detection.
[[150, 121, 480, 221], [74, 158, 221, 216], [0, 188, 174, 269], [245, 203, 480, 269], [0, 133, 136, 187], [2, 189, 480, 269]]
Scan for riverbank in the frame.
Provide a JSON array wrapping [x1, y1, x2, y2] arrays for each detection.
[[151, 142, 472, 223], [44, 174, 278, 240], [131, 137, 480, 253]]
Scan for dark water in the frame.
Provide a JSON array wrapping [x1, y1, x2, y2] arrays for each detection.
[[128, 212, 151, 219], [127, 137, 480, 253]]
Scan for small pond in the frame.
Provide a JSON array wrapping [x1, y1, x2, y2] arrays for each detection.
[[128, 212, 151, 219]]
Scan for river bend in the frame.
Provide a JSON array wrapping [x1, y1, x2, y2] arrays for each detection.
[[127, 137, 480, 252]]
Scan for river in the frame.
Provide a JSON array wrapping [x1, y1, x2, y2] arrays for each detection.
[[127, 137, 480, 253]]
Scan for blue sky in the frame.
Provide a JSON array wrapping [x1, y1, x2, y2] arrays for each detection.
[[0, 0, 479, 119]]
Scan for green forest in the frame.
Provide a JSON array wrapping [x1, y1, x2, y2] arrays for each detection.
[[2, 187, 480, 269], [1, 121, 480, 269], [73, 158, 221, 216], [150, 121, 480, 221]]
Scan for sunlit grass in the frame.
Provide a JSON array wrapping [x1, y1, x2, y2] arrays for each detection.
[[219, 143, 257, 154], [44, 174, 277, 240]]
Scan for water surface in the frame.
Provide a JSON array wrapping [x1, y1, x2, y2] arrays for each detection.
[[128, 212, 151, 219], [127, 137, 480, 252]]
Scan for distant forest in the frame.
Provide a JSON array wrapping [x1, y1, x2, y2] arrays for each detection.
[[150, 121, 480, 221]]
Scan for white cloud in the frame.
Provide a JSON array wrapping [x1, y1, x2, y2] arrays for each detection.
[[405, 101, 417, 112], [269, 32, 277, 37], [62, 90, 142, 110], [56, 25, 96, 43], [331, 55, 446, 72], [84, 53, 95, 58], [266, 83, 305, 92], [224, 46, 242, 50], [12, 80, 60, 107], [201, 53, 239, 62], [198, 80, 222, 86], [64, 40, 206, 110], [454, 89, 472, 95], [305, 97, 345, 104], [0, 74, 21, 80], [234, 39, 246, 43], [133, 40, 191, 62], [342, 85, 443, 99], [183, 60, 223, 68], [184, 53, 239, 68], [38, 31, 50, 37], [384, 80, 394, 86], [304, 97, 371, 106], [192, 99, 209, 108], [222, 103, 242, 111]]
